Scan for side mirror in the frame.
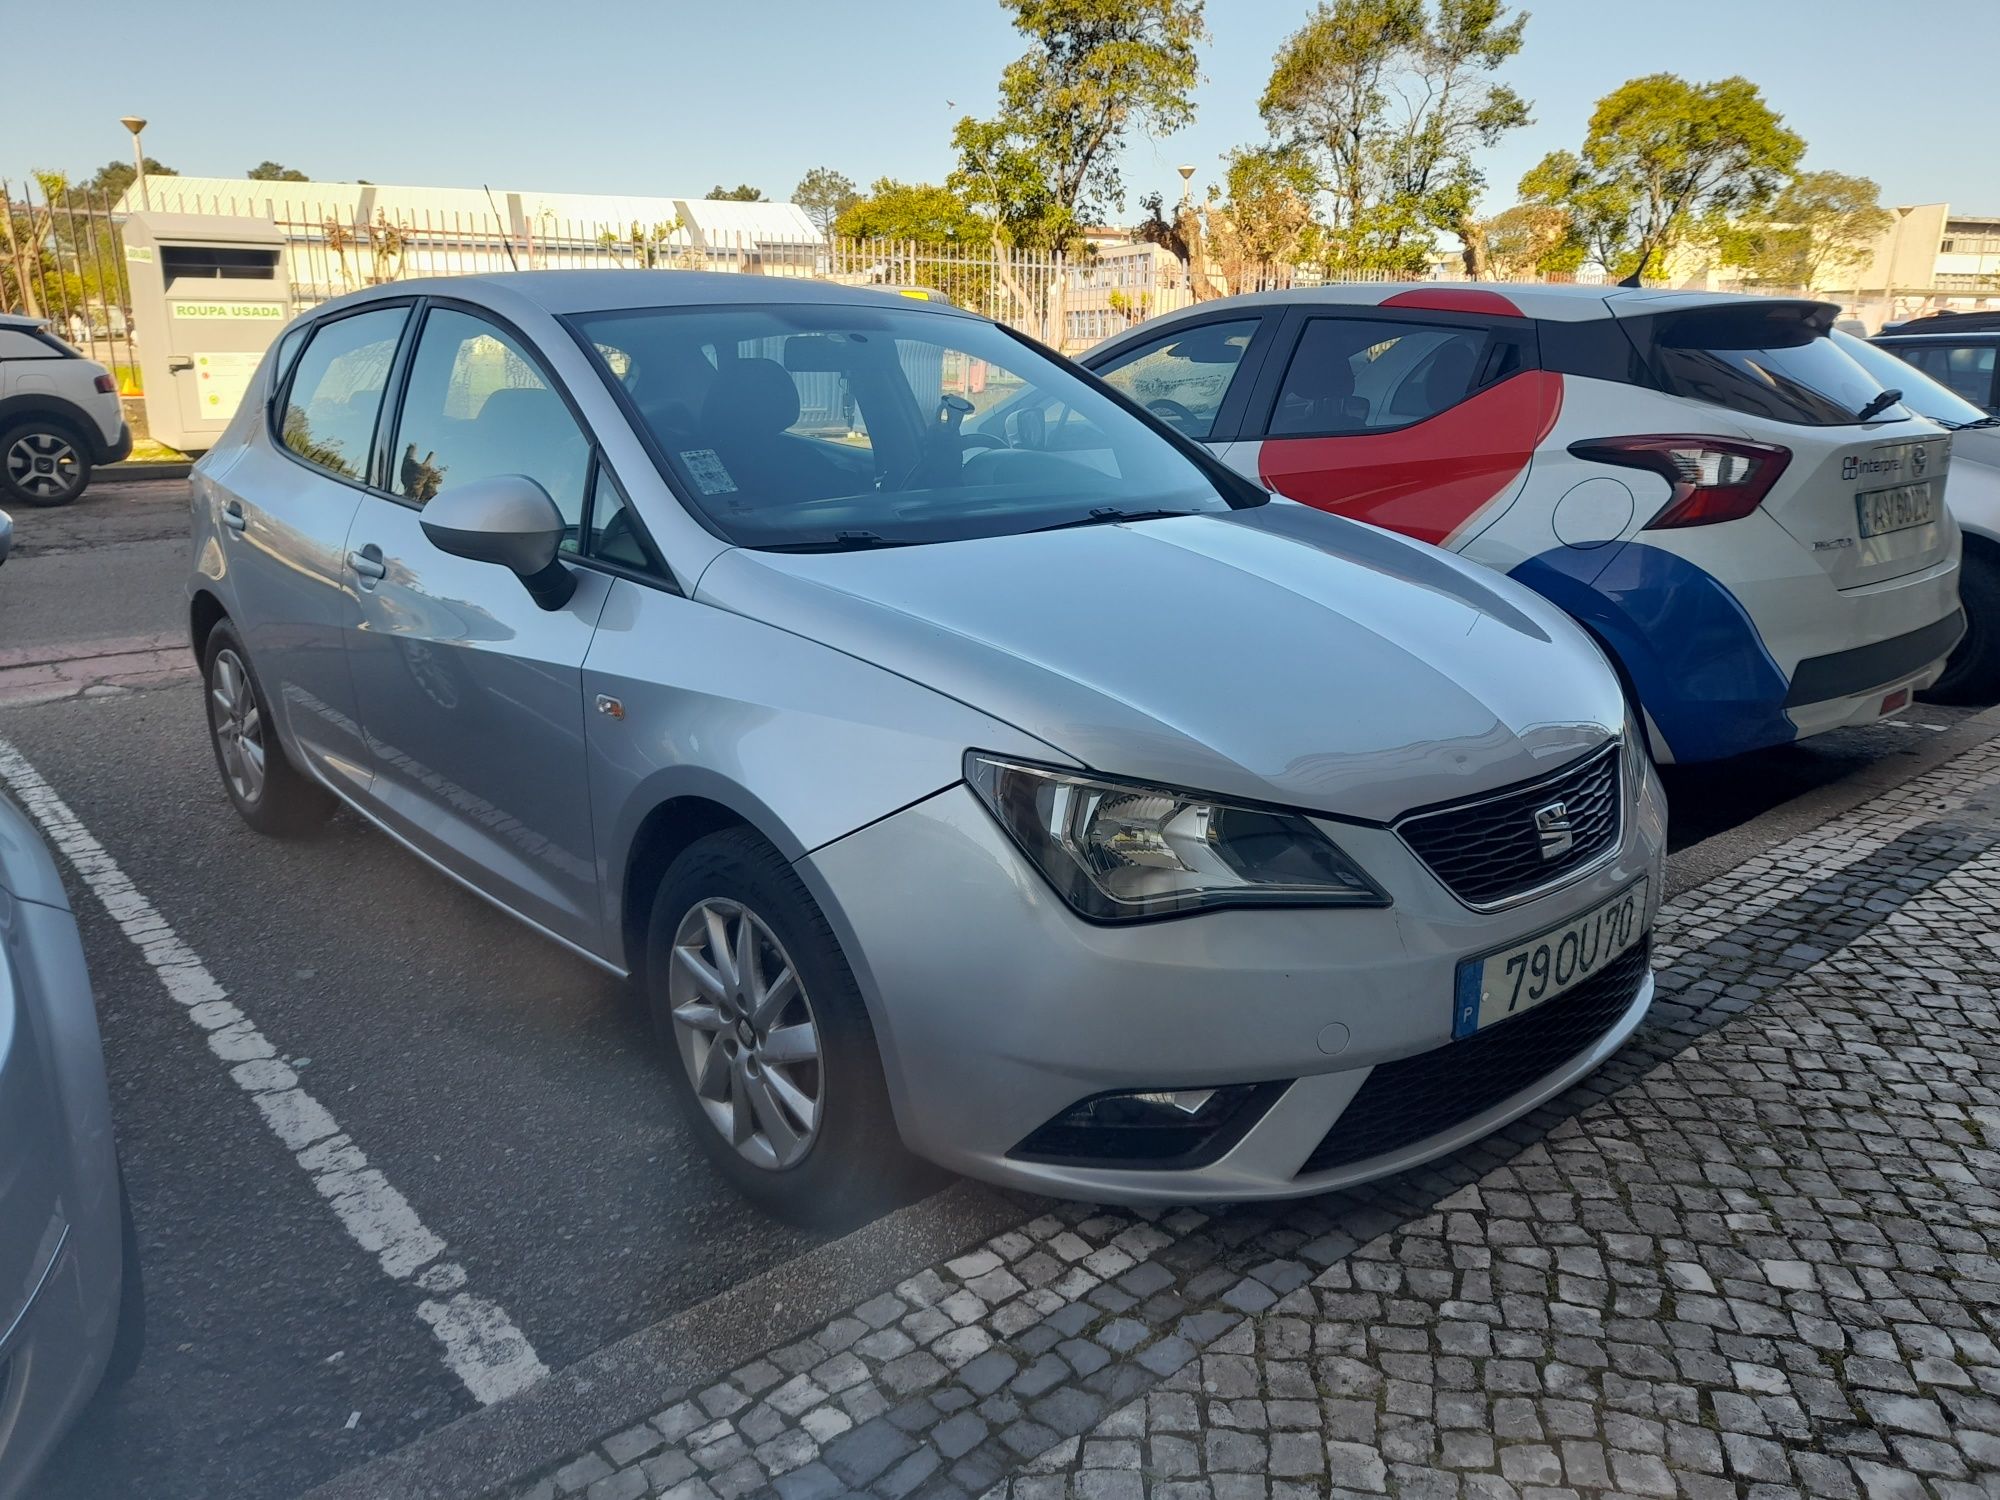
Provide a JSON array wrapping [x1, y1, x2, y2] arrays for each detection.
[[419, 475, 575, 610], [0, 508, 13, 568]]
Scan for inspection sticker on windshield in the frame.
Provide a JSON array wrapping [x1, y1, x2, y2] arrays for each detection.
[[1452, 876, 1647, 1038], [680, 449, 737, 495]]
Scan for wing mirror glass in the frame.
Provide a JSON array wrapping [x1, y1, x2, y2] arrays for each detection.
[[418, 475, 575, 610]]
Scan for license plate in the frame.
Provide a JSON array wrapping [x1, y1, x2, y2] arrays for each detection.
[[1452, 877, 1648, 1038], [1855, 481, 1937, 539]]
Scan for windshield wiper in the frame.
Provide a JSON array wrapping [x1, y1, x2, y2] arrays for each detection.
[[1856, 388, 1904, 422], [1025, 507, 1200, 534], [761, 530, 923, 553]]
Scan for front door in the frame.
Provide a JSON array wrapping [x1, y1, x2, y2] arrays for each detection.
[[214, 302, 411, 793], [341, 304, 610, 948]]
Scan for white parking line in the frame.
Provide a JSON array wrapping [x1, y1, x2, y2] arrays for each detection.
[[0, 738, 549, 1406]]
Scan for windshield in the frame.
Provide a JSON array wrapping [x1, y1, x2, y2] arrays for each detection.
[[1648, 303, 1912, 426], [1836, 330, 1992, 428], [570, 301, 1243, 549]]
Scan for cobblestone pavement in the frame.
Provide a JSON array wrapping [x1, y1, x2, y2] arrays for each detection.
[[509, 739, 2000, 1500]]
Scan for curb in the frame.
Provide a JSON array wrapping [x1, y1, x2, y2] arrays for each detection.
[[102, 461, 194, 482]]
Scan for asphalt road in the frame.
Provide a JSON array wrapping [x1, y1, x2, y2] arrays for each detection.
[[0, 477, 1985, 1499]]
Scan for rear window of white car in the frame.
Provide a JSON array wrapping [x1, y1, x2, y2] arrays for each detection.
[[1647, 303, 1910, 427]]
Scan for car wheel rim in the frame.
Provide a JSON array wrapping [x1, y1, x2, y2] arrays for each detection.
[[667, 897, 822, 1171], [208, 648, 267, 805], [5, 432, 81, 499]]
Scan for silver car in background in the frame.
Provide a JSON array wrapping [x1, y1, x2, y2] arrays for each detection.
[[188, 272, 1667, 1222], [0, 783, 136, 1499]]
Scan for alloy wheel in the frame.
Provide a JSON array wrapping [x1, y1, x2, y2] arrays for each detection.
[[667, 898, 823, 1170], [5, 431, 81, 501], [208, 648, 267, 805]]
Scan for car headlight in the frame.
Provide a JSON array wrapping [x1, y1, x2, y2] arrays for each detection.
[[965, 754, 1387, 921]]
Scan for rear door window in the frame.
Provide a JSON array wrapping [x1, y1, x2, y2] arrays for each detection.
[[1894, 343, 1997, 408], [1094, 318, 1263, 439], [1268, 317, 1496, 437], [1648, 304, 1908, 426], [280, 307, 408, 480]]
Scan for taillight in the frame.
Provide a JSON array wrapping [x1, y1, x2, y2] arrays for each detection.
[[93, 373, 116, 394], [1568, 435, 1791, 529]]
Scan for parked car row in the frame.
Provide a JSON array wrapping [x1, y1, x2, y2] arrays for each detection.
[[6, 269, 1987, 1488]]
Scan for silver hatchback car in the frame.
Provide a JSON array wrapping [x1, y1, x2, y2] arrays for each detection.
[[189, 273, 1666, 1221]]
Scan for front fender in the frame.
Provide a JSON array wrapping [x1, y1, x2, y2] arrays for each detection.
[[583, 577, 1064, 967]]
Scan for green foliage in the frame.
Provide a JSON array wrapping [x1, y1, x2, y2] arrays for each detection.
[[834, 179, 990, 244], [951, 0, 1207, 249], [1259, 0, 1530, 275], [80, 158, 177, 202], [793, 168, 860, 237], [1520, 74, 1803, 280], [1716, 170, 1892, 291], [707, 183, 766, 202], [1207, 146, 1321, 289], [247, 161, 310, 182]]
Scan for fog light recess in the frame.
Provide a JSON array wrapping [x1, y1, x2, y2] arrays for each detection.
[[1008, 1081, 1288, 1169]]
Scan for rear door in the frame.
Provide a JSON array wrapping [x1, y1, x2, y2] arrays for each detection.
[[1234, 305, 1557, 548], [1634, 302, 1953, 590]]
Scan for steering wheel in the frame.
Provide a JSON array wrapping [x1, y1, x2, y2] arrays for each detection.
[[1147, 398, 1199, 429], [959, 432, 1009, 452]]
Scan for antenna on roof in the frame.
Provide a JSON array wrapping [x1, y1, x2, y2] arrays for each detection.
[[1617, 268, 1643, 288], [484, 184, 521, 271]]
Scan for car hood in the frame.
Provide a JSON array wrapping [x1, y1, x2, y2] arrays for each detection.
[[695, 502, 1625, 824]]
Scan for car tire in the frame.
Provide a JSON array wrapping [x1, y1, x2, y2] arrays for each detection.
[[201, 621, 335, 837], [101, 1161, 147, 1390], [1921, 551, 2000, 706], [0, 418, 93, 507], [644, 827, 932, 1227]]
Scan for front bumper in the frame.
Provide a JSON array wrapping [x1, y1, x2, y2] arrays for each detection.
[[802, 745, 1668, 1202]]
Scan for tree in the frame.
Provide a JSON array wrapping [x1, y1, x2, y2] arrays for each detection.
[[80, 157, 178, 203], [950, 0, 1207, 251], [707, 183, 766, 202], [247, 161, 310, 182], [1719, 170, 1892, 292], [1205, 147, 1320, 292], [1473, 202, 1581, 278], [1258, 0, 1530, 275], [793, 168, 859, 237], [834, 179, 989, 244], [1519, 74, 1804, 281]]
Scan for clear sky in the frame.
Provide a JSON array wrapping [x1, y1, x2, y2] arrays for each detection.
[[7, 0, 1998, 215]]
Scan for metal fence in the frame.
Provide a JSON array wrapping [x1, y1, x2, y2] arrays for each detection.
[[1, 177, 140, 389]]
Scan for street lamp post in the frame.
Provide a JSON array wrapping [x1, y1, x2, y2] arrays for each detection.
[[1177, 164, 1196, 208], [119, 116, 150, 211]]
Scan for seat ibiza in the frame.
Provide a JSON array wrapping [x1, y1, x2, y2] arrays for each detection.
[[188, 272, 1666, 1220], [1079, 285, 1964, 764]]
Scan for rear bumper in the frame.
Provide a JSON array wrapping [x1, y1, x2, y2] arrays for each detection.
[[94, 422, 133, 466], [1514, 526, 1962, 763]]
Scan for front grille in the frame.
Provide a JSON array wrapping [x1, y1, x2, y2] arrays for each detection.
[[1298, 939, 1651, 1176], [1397, 744, 1621, 907]]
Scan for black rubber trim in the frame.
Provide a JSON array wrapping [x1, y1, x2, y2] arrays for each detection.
[[1783, 609, 1966, 707], [1006, 1080, 1290, 1171]]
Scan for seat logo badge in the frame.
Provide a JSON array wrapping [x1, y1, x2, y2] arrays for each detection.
[[1912, 445, 1928, 477], [595, 694, 625, 720], [1533, 801, 1574, 861]]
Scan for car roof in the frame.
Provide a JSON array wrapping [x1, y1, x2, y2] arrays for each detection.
[[1088, 281, 1825, 338], [0, 311, 49, 332], [304, 270, 983, 322]]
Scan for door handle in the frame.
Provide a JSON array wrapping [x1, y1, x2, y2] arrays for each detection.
[[348, 545, 387, 583], [223, 501, 247, 532]]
